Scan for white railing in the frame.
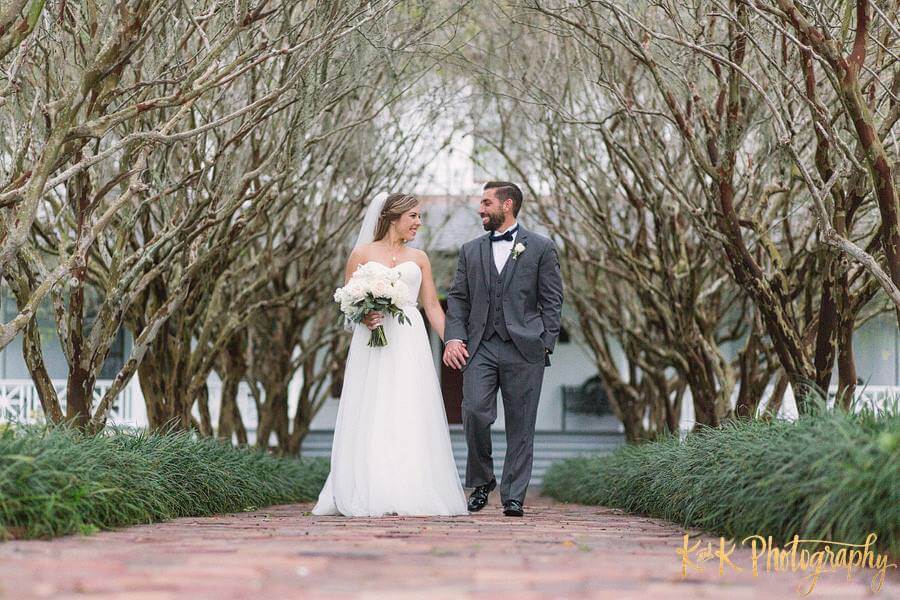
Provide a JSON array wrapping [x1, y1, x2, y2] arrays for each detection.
[[0, 378, 260, 435], [676, 383, 899, 435], [0, 378, 146, 426], [3, 378, 897, 436], [825, 385, 900, 414]]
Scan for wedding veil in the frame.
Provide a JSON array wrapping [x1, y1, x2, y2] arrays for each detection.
[[354, 192, 388, 248], [342, 192, 389, 333]]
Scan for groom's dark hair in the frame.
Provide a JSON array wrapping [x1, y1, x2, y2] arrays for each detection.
[[484, 181, 523, 216]]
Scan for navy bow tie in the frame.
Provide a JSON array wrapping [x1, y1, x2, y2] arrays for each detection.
[[490, 227, 518, 243]]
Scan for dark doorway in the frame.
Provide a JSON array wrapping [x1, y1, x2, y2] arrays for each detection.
[[440, 349, 464, 423], [435, 299, 463, 424]]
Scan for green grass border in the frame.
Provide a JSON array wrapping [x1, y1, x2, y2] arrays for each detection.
[[542, 407, 899, 557], [0, 425, 329, 539]]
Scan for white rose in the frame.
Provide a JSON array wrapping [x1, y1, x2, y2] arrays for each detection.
[[346, 281, 366, 302], [390, 280, 410, 305], [370, 279, 391, 299], [514, 242, 526, 255]]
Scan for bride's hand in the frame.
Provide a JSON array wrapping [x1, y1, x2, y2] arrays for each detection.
[[363, 311, 384, 330], [442, 340, 469, 369]]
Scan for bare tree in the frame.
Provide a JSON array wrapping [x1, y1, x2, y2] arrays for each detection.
[[0, 1, 456, 430], [458, 0, 895, 431], [0, 0, 46, 62]]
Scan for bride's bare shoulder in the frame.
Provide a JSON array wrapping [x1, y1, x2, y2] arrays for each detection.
[[346, 247, 375, 275], [410, 247, 431, 268], [348, 244, 375, 263]]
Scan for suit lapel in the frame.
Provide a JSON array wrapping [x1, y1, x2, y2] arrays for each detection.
[[502, 227, 528, 294], [480, 234, 493, 293]]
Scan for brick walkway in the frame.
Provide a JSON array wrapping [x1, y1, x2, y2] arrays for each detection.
[[0, 493, 894, 599]]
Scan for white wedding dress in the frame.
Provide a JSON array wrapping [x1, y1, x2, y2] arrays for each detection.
[[312, 260, 468, 516]]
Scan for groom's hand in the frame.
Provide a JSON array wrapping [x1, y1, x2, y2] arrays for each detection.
[[443, 340, 469, 369]]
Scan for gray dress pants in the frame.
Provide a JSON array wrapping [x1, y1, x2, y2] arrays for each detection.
[[462, 334, 545, 505]]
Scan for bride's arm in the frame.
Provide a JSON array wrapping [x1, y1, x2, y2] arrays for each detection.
[[346, 246, 381, 330], [345, 247, 365, 284], [418, 253, 446, 341]]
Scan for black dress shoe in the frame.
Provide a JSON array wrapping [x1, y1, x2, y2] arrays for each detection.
[[503, 500, 524, 517], [467, 479, 496, 512]]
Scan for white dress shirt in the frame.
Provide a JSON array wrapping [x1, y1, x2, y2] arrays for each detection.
[[491, 223, 518, 274]]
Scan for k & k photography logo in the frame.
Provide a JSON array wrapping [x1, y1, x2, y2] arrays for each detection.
[[677, 532, 896, 595]]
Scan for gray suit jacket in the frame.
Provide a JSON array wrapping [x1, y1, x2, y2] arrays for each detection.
[[445, 226, 564, 365]]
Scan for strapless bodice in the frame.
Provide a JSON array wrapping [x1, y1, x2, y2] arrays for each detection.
[[362, 261, 421, 306]]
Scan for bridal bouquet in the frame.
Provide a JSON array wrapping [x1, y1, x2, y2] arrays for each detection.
[[334, 263, 412, 347]]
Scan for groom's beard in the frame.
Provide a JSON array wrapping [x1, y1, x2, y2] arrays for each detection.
[[481, 211, 504, 231]]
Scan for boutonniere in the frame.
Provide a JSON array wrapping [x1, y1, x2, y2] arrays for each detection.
[[511, 242, 526, 260]]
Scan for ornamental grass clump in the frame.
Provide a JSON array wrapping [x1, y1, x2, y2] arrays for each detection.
[[543, 404, 899, 557], [0, 425, 329, 539]]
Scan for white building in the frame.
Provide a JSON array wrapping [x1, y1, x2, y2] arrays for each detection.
[[1, 131, 898, 485], [1, 197, 898, 483]]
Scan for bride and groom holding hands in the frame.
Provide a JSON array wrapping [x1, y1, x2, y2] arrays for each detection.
[[313, 182, 564, 518]]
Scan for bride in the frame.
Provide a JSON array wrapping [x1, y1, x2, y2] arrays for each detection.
[[312, 192, 468, 516]]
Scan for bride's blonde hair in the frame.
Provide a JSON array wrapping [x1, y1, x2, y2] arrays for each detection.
[[374, 193, 419, 242]]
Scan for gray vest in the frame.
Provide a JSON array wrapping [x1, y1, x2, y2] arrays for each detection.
[[483, 255, 511, 341]]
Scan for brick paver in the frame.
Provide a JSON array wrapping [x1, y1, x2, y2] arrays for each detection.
[[0, 493, 894, 599]]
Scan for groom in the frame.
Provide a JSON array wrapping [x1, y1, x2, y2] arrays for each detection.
[[443, 182, 564, 517]]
